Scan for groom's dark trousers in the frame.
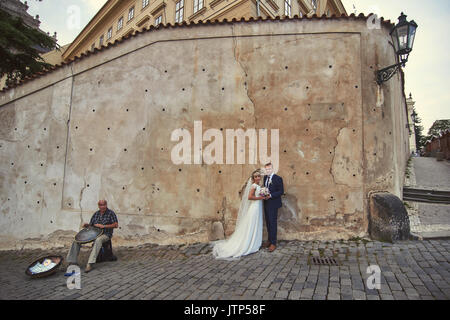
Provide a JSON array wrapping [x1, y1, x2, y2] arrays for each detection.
[[263, 174, 284, 246]]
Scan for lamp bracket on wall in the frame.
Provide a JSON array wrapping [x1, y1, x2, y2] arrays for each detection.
[[376, 61, 405, 85]]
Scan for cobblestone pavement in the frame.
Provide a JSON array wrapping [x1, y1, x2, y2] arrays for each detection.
[[1, 239, 449, 300]]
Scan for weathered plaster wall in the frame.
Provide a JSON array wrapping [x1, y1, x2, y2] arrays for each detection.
[[0, 17, 410, 249]]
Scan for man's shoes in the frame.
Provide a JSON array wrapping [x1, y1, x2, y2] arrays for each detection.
[[263, 241, 271, 248], [268, 244, 276, 252], [85, 263, 93, 273]]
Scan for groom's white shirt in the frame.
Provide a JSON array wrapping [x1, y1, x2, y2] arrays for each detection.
[[265, 173, 274, 188]]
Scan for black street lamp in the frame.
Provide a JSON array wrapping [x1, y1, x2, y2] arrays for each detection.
[[376, 12, 418, 85]]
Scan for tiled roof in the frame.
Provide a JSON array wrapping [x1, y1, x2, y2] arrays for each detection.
[[1, 13, 395, 93], [427, 129, 450, 143]]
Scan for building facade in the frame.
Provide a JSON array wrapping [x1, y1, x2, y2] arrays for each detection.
[[406, 93, 417, 154], [0, 0, 41, 31], [424, 120, 450, 159], [424, 130, 450, 160], [0, 0, 58, 90], [62, 0, 346, 61]]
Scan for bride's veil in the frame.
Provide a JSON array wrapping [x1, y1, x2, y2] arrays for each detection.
[[235, 176, 253, 229], [210, 174, 255, 260]]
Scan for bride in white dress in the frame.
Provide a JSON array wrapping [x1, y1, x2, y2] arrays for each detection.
[[212, 170, 269, 260]]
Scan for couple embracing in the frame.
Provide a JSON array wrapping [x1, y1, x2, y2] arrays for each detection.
[[212, 163, 284, 260]]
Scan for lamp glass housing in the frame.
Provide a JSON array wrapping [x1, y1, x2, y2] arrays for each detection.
[[390, 13, 418, 64], [397, 24, 409, 53], [408, 21, 418, 52]]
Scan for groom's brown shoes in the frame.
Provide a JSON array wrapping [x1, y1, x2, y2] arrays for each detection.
[[268, 244, 276, 252], [263, 241, 271, 248]]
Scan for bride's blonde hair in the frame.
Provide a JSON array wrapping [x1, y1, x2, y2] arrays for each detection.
[[238, 169, 263, 198], [251, 169, 263, 184]]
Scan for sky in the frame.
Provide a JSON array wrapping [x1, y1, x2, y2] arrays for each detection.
[[25, 0, 449, 135]]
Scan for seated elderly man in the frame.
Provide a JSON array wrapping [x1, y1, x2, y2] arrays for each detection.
[[66, 200, 118, 273]]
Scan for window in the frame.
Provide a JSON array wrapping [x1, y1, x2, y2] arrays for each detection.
[[142, 0, 149, 8], [175, 0, 184, 23], [99, 35, 104, 46], [117, 17, 123, 30], [107, 27, 112, 40], [284, 0, 291, 17], [128, 6, 135, 21], [193, 0, 203, 13], [155, 15, 162, 26], [91, 43, 95, 51], [311, 0, 317, 11]]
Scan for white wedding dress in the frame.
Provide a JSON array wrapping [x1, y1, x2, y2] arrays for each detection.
[[212, 180, 263, 260]]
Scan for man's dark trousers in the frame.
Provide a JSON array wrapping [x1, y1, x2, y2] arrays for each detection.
[[264, 203, 279, 246], [263, 174, 284, 246]]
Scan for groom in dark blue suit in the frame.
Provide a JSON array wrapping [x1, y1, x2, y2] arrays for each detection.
[[263, 163, 284, 252]]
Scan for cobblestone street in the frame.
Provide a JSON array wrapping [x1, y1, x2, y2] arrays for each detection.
[[1, 158, 449, 302], [1, 239, 449, 300]]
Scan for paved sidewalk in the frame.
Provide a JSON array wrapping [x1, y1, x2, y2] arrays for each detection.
[[412, 157, 450, 191], [405, 157, 450, 238], [1, 239, 449, 300]]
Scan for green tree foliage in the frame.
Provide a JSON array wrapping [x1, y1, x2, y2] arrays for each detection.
[[427, 120, 450, 137], [421, 119, 450, 149], [411, 107, 426, 151], [0, 8, 57, 87]]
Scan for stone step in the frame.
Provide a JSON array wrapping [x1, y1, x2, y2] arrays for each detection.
[[416, 231, 450, 240]]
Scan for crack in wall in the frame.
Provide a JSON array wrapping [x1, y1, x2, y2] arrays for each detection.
[[61, 65, 75, 210], [220, 196, 227, 233], [78, 177, 87, 228], [231, 25, 257, 128], [329, 127, 347, 187]]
